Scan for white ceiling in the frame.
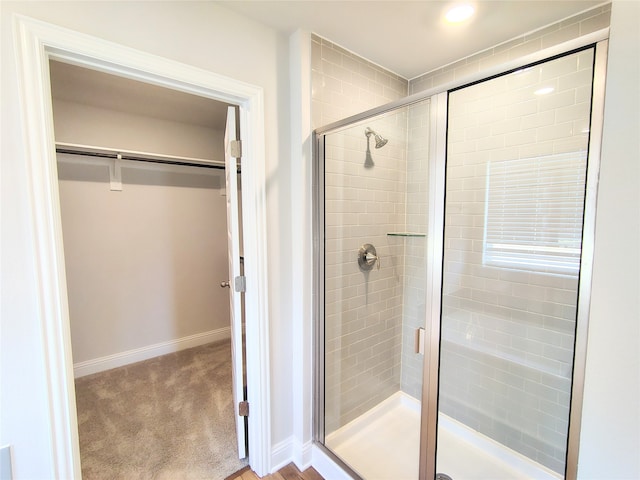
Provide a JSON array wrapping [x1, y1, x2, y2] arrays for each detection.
[[49, 60, 232, 130], [219, 0, 603, 79], [49, 1, 605, 127]]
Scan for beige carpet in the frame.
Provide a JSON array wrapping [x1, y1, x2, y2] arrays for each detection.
[[75, 340, 248, 480]]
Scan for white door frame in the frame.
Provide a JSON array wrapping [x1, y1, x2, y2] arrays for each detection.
[[13, 14, 271, 478]]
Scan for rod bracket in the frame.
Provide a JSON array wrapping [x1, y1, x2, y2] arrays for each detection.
[[109, 153, 123, 191]]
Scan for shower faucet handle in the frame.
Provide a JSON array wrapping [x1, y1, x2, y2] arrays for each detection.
[[358, 244, 380, 271], [365, 252, 381, 269]]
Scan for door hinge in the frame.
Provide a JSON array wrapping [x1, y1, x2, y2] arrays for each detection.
[[229, 140, 242, 158], [239, 401, 249, 417], [235, 275, 246, 293]]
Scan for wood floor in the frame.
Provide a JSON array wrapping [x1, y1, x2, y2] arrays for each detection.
[[225, 463, 323, 480]]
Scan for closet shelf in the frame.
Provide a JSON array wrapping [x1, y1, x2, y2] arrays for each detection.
[[55, 142, 226, 169], [386, 232, 426, 237]]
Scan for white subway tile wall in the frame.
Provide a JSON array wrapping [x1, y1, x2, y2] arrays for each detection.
[[439, 48, 595, 473], [312, 34, 411, 434], [311, 34, 408, 128], [409, 4, 610, 95], [323, 112, 408, 433]]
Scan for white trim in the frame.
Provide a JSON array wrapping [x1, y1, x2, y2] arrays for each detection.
[[293, 440, 314, 472], [13, 14, 271, 479], [73, 328, 231, 378], [239, 91, 273, 477], [0, 445, 14, 479], [270, 437, 295, 473], [289, 28, 315, 473], [271, 436, 313, 473]]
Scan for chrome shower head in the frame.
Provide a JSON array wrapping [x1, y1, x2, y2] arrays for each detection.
[[364, 127, 388, 148]]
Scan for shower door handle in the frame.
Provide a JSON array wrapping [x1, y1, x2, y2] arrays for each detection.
[[220, 281, 230, 288]]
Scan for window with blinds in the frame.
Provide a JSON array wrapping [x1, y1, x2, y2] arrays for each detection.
[[483, 152, 587, 275]]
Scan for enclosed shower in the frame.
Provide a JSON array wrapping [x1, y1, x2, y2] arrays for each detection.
[[314, 43, 606, 480]]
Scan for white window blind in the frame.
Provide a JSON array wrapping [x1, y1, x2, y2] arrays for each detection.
[[483, 152, 587, 275]]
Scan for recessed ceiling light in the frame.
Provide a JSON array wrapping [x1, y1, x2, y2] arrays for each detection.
[[534, 87, 555, 95], [445, 4, 475, 23]]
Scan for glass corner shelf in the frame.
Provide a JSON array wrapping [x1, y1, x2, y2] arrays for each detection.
[[386, 232, 426, 237]]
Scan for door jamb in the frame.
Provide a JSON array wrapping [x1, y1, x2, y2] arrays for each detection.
[[13, 14, 271, 478]]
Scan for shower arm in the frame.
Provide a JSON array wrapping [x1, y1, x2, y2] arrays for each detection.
[[364, 127, 388, 149]]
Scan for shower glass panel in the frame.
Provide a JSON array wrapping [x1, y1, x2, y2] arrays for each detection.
[[437, 47, 596, 479], [320, 98, 431, 479]]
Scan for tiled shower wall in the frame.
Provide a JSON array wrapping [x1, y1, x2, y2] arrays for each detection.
[[439, 48, 594, 473], [323, 114, 408, 433], [311, 35, 407, 128], [311, 34, 410, 433]]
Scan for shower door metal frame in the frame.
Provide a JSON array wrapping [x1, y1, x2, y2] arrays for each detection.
[[312, 95, 441, 480], [419, 91, 448, 480], [565, 38, 609, 480], [313, 32, 609, 480]]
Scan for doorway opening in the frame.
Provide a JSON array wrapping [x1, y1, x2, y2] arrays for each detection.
[[14, 16, 271, 478], [49, 59, 248, 477]]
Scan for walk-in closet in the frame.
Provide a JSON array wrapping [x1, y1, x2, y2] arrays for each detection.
[[49, 60, 247, 478]]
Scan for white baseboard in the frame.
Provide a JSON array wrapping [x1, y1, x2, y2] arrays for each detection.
[[270, 436, 294, 473], [73, 327, 231, 378], [270, 436, 313, 474], [293, 439, 313, 471]]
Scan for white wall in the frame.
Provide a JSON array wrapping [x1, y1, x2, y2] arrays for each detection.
[[53, 93, 232, 369], [578, 1, 640, 478], [53, 97, 231, 369], [0, 2, 291, 478], [53, 99, 225, 161], [58, 159, 230, 365]]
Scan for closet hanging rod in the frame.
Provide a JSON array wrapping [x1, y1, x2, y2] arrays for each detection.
[[55, 142, 237, 171]]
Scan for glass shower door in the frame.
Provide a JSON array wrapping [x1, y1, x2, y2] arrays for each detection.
[[436, 47, 597, 479], [319, 98, 431, 479]]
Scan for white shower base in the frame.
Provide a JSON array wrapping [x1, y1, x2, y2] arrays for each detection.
[[325, 392, 561, 480]]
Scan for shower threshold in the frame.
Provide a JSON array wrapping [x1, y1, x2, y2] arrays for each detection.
[[325, 392, 561, 480]]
